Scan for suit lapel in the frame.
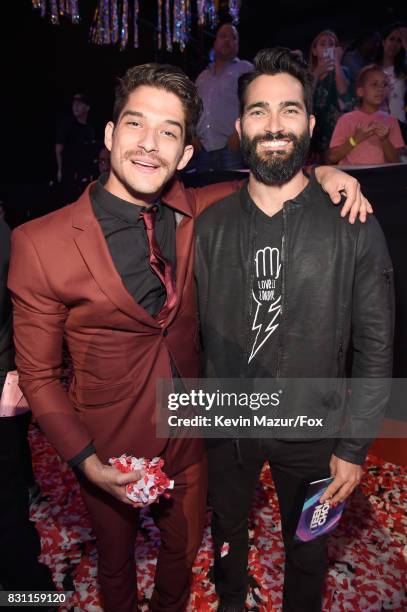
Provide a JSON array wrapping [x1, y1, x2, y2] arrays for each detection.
[[162, 179, 194, 326], [72, 185, 159, 327]]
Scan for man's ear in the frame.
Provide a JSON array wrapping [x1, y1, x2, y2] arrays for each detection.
[[176, 144, 194, 171], [104, 121, 115, 152], [235, 117, 242, 140], [309, 114, 316, 138]]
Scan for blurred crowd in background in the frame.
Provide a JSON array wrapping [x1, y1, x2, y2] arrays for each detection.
[[51, 21, 407, 207]]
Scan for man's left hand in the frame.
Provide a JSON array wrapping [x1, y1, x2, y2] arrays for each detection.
[[314, 166, 373, 224], [319, 455, 363, 506]]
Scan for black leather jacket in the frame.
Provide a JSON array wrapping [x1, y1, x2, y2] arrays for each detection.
[[195, 175, 395, 464]]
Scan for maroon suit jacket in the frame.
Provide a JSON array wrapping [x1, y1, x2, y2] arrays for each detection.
[[8, 179, 241, 464]]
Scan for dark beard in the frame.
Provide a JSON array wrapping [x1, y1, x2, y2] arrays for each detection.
[[240, 129, 310, 186]]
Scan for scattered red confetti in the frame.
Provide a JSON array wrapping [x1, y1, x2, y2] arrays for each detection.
[[28, 421, 407, 611]]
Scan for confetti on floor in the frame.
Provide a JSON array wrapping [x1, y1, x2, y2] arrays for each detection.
[[29, 423, 406, 611]]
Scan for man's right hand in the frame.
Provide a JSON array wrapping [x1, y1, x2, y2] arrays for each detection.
[[80, 454, 143, 505]]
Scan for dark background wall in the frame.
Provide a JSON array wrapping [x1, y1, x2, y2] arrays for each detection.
[[4, 0, 407, 184]]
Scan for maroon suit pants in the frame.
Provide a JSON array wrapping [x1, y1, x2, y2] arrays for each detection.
[[79, 440, 207, 612]]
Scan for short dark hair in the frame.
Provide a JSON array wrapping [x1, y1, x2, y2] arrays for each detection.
[[112, 63, 203, 145], [238, 47, 314, 117], [216, 22, 238, 37]]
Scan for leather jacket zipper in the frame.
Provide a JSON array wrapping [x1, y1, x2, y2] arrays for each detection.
[[243, 209, 257, 371], [276, 208, 286, 379]]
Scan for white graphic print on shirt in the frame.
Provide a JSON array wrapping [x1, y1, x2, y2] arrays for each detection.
[[248, 245, 282, 363]]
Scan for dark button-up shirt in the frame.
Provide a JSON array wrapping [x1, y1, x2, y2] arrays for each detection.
[[91, 178, 176, 316]]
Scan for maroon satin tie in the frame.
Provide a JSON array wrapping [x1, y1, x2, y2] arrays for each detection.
[[140, 207, 177, 324]]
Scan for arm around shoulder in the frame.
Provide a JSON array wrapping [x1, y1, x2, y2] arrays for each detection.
[[191, 180, 244, 216]]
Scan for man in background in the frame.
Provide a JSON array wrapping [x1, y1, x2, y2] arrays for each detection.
[[56, 93, 96, 202], [342, 30, 381, 82], [193, 23, 253, 172]]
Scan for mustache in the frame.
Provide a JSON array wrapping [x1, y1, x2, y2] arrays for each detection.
[[124, 150, 169, 168]]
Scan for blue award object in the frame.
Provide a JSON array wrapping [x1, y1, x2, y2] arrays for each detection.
[[295, 477, 346, 542]]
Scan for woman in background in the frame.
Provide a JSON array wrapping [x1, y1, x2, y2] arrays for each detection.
[[309, 30, 352, 160], [375, 23, 407, 124]]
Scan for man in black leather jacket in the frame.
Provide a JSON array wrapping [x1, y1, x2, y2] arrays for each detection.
[[194, 48, 394, 612]]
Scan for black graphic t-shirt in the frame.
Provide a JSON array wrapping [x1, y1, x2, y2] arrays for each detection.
[[247, 207, 283, 377]]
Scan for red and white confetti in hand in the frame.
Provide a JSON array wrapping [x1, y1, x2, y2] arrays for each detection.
[[109, 455, 174, 507]]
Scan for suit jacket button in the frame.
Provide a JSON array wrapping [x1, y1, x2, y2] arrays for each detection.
[[162, 328, 168, 337]]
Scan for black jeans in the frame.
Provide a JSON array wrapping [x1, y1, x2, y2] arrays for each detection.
[[207, 437, 336, 612]]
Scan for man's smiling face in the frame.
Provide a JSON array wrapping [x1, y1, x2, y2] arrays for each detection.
[[104, 85, 193, 204], [236, 73, 315, 185]]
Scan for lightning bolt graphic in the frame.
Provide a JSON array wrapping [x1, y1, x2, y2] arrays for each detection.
[[248, 291, 282, 363]]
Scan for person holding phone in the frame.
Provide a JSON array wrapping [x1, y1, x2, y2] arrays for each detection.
[[309, 30, 352, 160]]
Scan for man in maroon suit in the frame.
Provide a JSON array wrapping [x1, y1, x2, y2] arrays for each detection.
[[8, 63, 371, 612]]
